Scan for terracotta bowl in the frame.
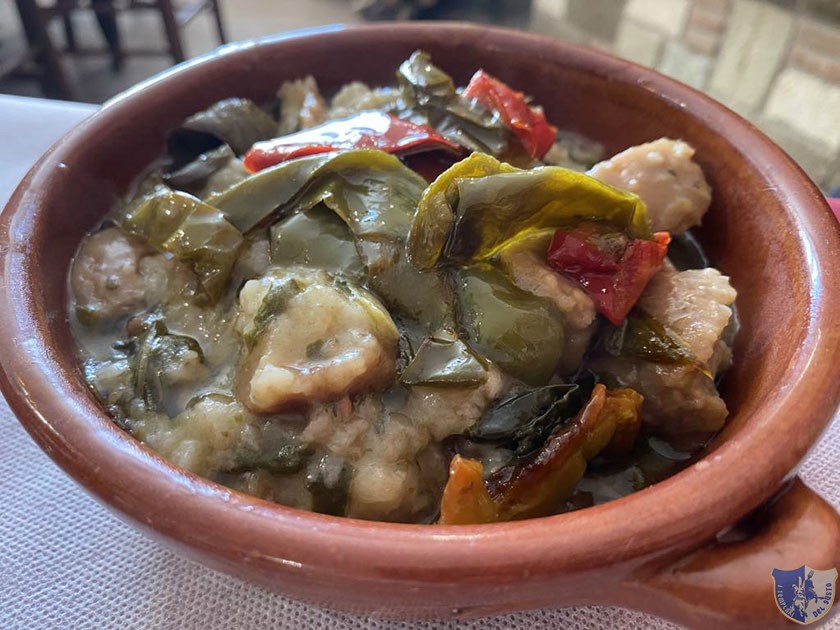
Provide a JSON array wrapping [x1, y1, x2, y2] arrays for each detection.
[[1, 23, 839, 628]]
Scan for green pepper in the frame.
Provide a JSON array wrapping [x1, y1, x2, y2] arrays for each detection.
[[269, 204, 366, 279], [400, 328, 488, 387], [407, 153, 652, 270], [407, 152, 518, 270], [119, 188, 244, 303], [450, 165, 652, 264], [207, 149, 427, 236], [456, 265, 565, 385]]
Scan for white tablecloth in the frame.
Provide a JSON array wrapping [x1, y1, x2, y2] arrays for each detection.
[[1, 95, 837, 629]]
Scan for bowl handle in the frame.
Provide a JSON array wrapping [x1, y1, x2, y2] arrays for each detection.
[[621, 477, 840, 628]]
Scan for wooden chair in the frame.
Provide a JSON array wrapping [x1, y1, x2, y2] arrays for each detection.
[[6, 0, 76, 99], [3, 0, 227, 100], [83, 0, 228, 68]]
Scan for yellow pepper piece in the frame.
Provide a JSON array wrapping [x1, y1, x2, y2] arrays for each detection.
[[438, 455, 499, 525]]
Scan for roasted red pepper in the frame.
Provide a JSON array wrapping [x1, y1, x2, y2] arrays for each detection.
[[463, 70, 558, 160], [243, 111, 461, 172], [547, 223, 670, 325]]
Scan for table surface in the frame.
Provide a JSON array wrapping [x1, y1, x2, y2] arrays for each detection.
[[0, 94, 838, 630]]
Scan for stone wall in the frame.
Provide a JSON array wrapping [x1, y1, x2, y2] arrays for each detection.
[[531, 0, 840, 192]]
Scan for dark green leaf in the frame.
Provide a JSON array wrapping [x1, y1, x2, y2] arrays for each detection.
[[395, 325, 418, 374], [306, 455, 352, 517], [242, 277, 303, 350], [163, 144, 238, 194], [470, 383, 582, 455], [207, 149, 427, 236], [119, 188, 244, 303], [269, 204, 366, 279], [126, 316, 205, 412], [167, 97, 277, 167], [395, 50, 511, 157], [598, 309, 698, 368], [222, 442, 312, 475], [400, 328, 488, 387]]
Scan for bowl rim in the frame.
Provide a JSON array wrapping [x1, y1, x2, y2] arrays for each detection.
[[2, 21, 840, 581]]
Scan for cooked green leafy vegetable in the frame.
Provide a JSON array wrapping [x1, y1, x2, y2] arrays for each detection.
[[241, 276, 303, 350], [400, 328, 488, 387], [116, 317, 204, 413], [69, 51, 734, 526], [456, 265, 565, 385], [163, 144, 238, 194], [597, 309, 700, 369], [269, 203, 366, 279], [443, 384, 644, 523], [119, 187, 244, 302], [484, 384, 642, 520], [306, 455, 352, 516], [395, 51, 512, 158], [222, 442, 312, 475], [207, 149, 427, 236], [166, 97, 277, 168], [470, 383, 581, 455], [359, 240, 457, 335]]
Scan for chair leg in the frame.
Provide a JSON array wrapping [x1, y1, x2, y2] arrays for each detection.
[[209, 0, 227, 44], [14, 0, 74, 99], [91, 0, 124, 72], [62, 13, 77, 52], [157, 0, 186, 63]]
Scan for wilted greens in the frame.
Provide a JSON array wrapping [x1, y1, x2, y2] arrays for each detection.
[[118, 187, 244, 303], [596, 309, 701, 369], [470, 383, 582, 455], [394, 51, 514, 159], [115, 316, 204, 414], [207, 149, 427, 235], [400, 328, 488, 387], [166, 97, 277, 168]]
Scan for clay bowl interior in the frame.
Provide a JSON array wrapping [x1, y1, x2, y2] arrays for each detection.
[[2, 22, 839, 617]]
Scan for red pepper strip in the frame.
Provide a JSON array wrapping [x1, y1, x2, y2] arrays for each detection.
[[463, 70, 558, 160], [243, 111, 461, 172], [547, 223, 670, 325]]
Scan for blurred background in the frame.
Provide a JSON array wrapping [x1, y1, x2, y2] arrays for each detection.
[[0, 0, 838, 191]]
